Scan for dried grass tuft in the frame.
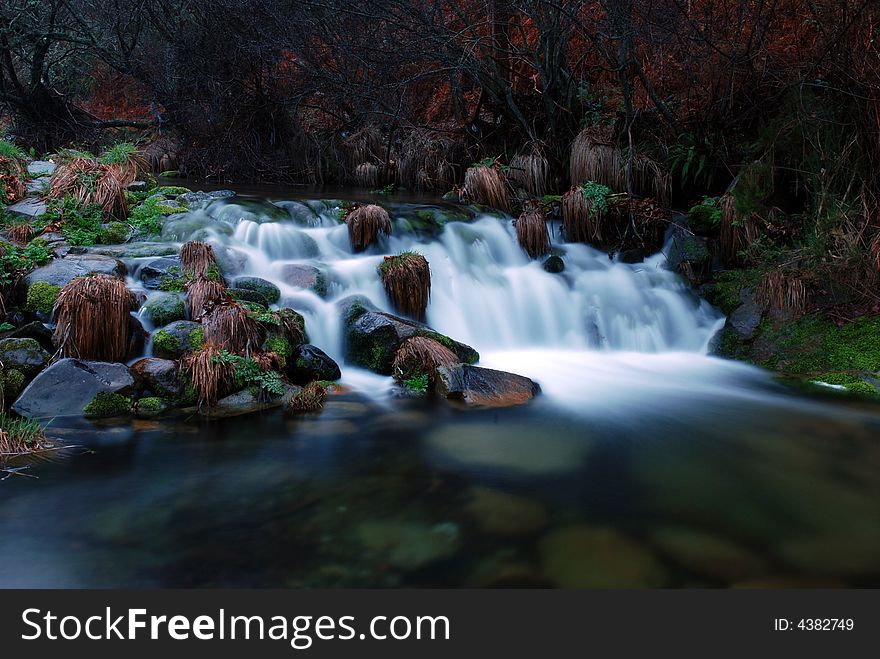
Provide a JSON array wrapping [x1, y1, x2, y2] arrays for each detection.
[[179, 241, 217, 278], [0, 156, 27, 204], [718, 193, 761, 265], [182, 341, 235, 407], [562, 185, 603, 244], [392, 336, 458, 388], [345, 204, 392, 252], [463, 164, 511, 211], [509, 144, 550, 197], [49, 157, 127, 218], [53, 275, 137, 361], [202, 302, 262, 355], [757, 270, 811, 317], [0, 413, 53, 466], [379, 252, 431, 321], [286, 381, 326, 413], [515, 204, 550, 258], [7, 222, 34, 246], [185, 276, 228, 319], [354, 163, 380, 188]]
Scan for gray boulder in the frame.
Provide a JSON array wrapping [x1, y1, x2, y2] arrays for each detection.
[[27, 160, 56, 177], [0, 338, 50, 377], [129, 358, 180, 398], [137, 256, 182, 289], [288, 344, 341, 384], [200, 385, 298, 418], [12, 359, 134, 419], [26, 177, 51, 195], [728, 288, 762, 340], [280, 264, 327, 296], [25, 254, 126, 287], [435, 364, 540, 408]]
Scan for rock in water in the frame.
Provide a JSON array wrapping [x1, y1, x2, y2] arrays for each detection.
[[150, 320, 203, 359], [12, 359, 134, 419], [338, 295, 478, 374], [435, 364, 539, 408], [129, 358, 181, 398], [137, 256, 182, 289], [288, 344, 341, 384], [142, 293, 186, 327], [650, 526, 770, 582], [355, 519, 460, 571], [234, 276, 280, 305], [540, 525, 667, 588], [464, 486, 548, 536]]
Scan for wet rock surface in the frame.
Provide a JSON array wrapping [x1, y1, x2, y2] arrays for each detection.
[[435, 364, 540, 408]]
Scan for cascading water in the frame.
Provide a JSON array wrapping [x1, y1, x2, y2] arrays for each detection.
[[153, 197, 724, 360]]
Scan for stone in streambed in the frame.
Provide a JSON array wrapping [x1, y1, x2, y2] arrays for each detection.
[[26, 254, 127, 287], [142, 293, 186, 327], [199, 385, 300, 418], [151, 320, 203, 359], [0, 338, 50, 377], [2, 321, 54, 353], [129, 358, 181, 398], [280, 264, 327, 296], [435, 363, 539, 408], [728, 288, 762, 340], [355, 519, 460, 571], [338, 295, 478, 374], [12, 359, 134, 419], [540, 525, 667, 588], [288, 344, 341, 384], [234, 276, 280, 305], [137, 256, 182, 289], [464, 486, 548, 536], [650, 526, 770, 582]]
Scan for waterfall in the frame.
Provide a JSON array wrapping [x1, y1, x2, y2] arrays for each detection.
[[146, 197, 726, 394]]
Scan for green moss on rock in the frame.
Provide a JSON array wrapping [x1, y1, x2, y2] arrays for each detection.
[[83, 392, 131, 417], [25, 281, 60, 314], [3, 368, 26, 398]]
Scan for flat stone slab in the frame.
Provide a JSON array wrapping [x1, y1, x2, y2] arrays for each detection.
[[26, 176, 51, 195], [6, 198, 47, 219], [27, 160, 56, 177], [12, 359, 134, 419], [436, 364, 540, 408], [25, 255, 127, 287]]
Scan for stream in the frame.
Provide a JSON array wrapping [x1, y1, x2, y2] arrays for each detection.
[[1, 189, 878, 587]]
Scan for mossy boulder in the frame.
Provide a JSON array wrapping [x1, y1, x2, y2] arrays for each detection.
[[280, 264, 327, 296], [151, 320, 203, 359], [137, 256, 183, 290], [542, 255, 564, 273], [2, 368, 27, 398], [102, 222, 131, 244], [288, 344, 341, 385], [134, 396, 167, 417], [338, 295, 478, 375], [234, 276, 280, 305], [228, 287, 268, 306], [143, 293, 186, 327], [0, 337, 50, 377], [24, 281, 60, 316]]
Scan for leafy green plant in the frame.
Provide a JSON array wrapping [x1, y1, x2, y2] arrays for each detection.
[[0, 239, 52, 287], [215, 350, 285, 396], [0, 322, 14, 332], [370, 183, 396, 196], [403, 372, 429, 393], [579, 181, 612, 215], [668, 136, 716, 189], [42, 196, 106, 246]]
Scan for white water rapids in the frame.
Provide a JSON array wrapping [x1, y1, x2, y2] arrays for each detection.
[[132, 195, 809, 416]]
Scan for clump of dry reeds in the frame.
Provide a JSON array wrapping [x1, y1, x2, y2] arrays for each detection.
[[562, 185, 603, 244], [870, 230, 880, 273], [286, 381, 326, 413], [0, 156, 27, 204], [345, 204, 392, 252], [180, 240, 217, 278], [515, 203, 550, 258], [275, 308, 308, 347], [343, 126, 384, 169], [52, 275, 137, 361], [185, 276, 228, 319], [49, 157, 127, 218], [379, 252, 431, 321], [391, 336, 458, 388], [397, 130, 462, 191], [570, 127, 669, 202], [509, 144, 550, 197], [718, 193, 761, 265], [182, 341, 235, 407], [757, 270, 812, 317], [6, 222, 34, 246], [354, 163, 380, 188], [202, 302, 262, 355], [463, 162, 511, 211]]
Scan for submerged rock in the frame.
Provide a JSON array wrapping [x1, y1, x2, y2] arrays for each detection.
[[12, 359, 134, 419], [355, 519, 460, 571], [130, 358, 181, 398], [464, 486, 548, 536], [435, 364, 540, 408], [26, 254, 126, 287], [651, 526, 770, 582], [338, 295, 478, 374], [280, 264, 327, 296], [540, 525, 667, 588], [288, 344, 341, 384], [178, 190, 235, 209], [0, 338, 50, 377], [200, 386, 297, 418]]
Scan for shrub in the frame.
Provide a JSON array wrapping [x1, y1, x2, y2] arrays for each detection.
[[202, 302, 262, 354]]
